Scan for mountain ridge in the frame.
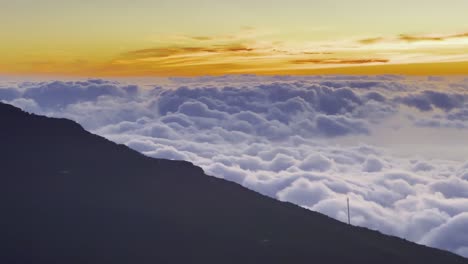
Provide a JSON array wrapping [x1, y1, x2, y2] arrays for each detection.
[[0, 102, 466, 264]]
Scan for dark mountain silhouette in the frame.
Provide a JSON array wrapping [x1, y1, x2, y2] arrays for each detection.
[[0, 102, 466, 264]]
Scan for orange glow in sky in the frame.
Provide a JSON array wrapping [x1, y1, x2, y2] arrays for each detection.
[[1, 0, 468, 76]]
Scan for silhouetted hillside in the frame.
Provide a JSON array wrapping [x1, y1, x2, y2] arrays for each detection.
[[0, 102, 466, 264]]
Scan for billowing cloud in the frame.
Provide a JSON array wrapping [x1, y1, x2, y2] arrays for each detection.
[[398, 90, 465, 112], [2, 75, 468, 257]]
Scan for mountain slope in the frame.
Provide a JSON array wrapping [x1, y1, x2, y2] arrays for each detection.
[[0, 102, 466, 264]]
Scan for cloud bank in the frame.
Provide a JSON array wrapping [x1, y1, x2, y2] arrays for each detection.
[[1, 75, 468, 257]]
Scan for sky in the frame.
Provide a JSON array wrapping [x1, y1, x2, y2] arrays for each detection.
[[1, 0, 468, 258], [1, 0, 468, 76]]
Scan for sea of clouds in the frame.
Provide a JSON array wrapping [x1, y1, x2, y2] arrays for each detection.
[[1, 75, 468, 257]]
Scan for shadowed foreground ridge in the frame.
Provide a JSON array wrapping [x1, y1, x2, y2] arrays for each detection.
[[0, 102, 466, 264]]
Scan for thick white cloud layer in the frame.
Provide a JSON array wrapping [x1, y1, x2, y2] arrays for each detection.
[[2, 75, 468, 257]]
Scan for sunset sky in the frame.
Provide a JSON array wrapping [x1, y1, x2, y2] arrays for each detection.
[[2, 0, 468, 76], [2, 1, 468, 257]]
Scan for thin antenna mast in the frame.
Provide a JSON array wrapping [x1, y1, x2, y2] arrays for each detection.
[[347, 197, 351, 225]]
